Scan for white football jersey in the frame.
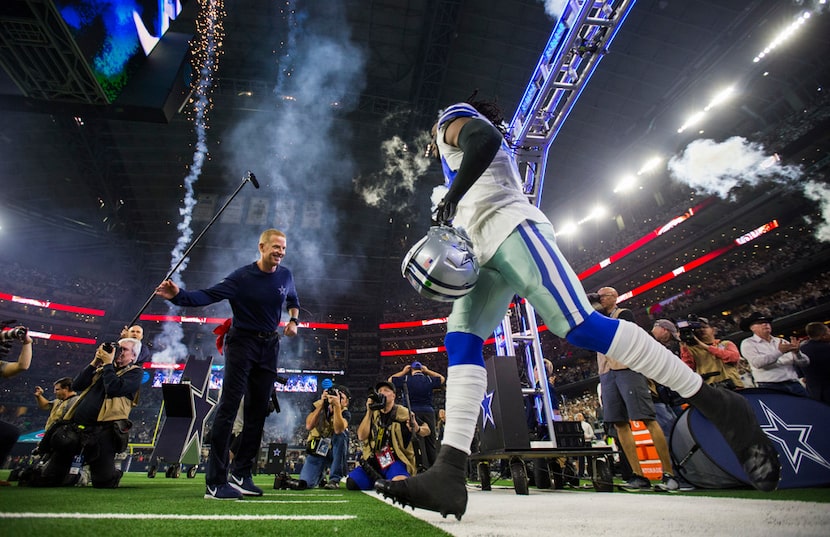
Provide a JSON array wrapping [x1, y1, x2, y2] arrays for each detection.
[[436, 103, 550, 264]]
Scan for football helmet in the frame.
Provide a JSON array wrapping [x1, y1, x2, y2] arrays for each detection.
[[401, 225, 479, 302]]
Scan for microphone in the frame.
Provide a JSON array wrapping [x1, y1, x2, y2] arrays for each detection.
[[246, 170, 260, 189]]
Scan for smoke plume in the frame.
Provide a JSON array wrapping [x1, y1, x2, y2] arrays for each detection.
[[153, 0, 223, 363], [354, 130, 433, 211], [668, 136, 830, 241]]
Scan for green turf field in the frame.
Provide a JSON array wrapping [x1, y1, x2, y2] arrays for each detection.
[[0, 472, 453, 537], [1, 471, 828, 536]]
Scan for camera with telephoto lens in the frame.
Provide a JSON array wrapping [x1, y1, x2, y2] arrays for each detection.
[[676, 314, 705, 345], [273, 472, 307, 490], [0, 326, 27, 342], [101, 341, 119, 353], [367, 390, 387, 410], [326, 387, 339, 397]]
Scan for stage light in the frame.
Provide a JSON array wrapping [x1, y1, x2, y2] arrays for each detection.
[[580, 205, 606, 223], [704, 86, 735, 111], [636, 156, 662, 176], [753, 11, 811, 63], [556, 221, 578, 236], [677, 111, 705, 134], [613, 174, 637, 193]]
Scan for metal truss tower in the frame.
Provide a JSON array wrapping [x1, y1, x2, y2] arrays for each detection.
[[495, 0, 637, 447]]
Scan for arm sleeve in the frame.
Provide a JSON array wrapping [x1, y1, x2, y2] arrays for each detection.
[[443, 119, 504, 203], [740, 339, 783, 370], [73, 364, 96, 393], [680, 345, 697, 370], [100, 366, 142, 398], [709, 341, 741, 364], [170, 275, 240, 307], [285, 273, 300, 311], [793, 351, 810, 367]]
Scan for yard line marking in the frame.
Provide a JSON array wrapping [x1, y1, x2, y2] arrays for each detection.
[[264, 493, 344, 497], [0, 512, 356, 521], [247, 500, 349, 504]]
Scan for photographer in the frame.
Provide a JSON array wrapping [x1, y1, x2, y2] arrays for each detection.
[[299, 384, 351, 489], [594, 289, 679, 491], [119, 324, 152, 364], [388, 361, 444, 469], [34, 377, 78, 433], [678, 315, 743, 390], [0, 325, 32, 477], [31, 338, 142, 488], [346, 381, 429, 490]]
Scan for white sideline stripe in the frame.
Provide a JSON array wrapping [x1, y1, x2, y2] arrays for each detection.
[[248, 500, 349, 504], [0, 512, 356, 521], [264, 493, 343, 497]]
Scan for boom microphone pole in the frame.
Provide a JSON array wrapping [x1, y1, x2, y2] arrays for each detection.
[[127, 171, 260, 328]]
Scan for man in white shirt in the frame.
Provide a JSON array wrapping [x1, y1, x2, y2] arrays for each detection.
[[740, 312, 809, 396]]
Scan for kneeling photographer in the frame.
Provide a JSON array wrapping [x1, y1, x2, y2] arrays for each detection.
[[678, 315, 743, 390], [29, 338, 142, 488], [346, 381, 430, 490], [1, 323, 33, 479], [298, 382, 351, 490]]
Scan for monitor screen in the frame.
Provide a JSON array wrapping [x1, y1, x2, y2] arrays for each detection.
[[55, 0, 187, 101], [276, 374, 318, 393], [205, 369, 321, 393], [152, 368, 183, 387]]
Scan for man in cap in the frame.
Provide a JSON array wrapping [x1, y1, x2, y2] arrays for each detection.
[[388, 361, 445, 468], [346, 380, 430, 490], [680, 315, 744, 390], [740, 312, 809, 396], [651, 319, 689, 418]]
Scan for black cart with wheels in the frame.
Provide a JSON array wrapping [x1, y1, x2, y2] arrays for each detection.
[[471, 354, 615, 494]]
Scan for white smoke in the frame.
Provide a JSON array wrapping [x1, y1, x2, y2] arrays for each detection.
[[153, 0, 222, 363], [431, 185, 448, 213], [667, 136, 802, 199], [668, 136, 830, 242], [540, 0, 568, 19], [354, 131, 433, 211], [207, 0, 366, 310], [804, 180, 830, 241]]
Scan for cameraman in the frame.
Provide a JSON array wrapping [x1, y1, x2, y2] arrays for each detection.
[[679, 316, 743, 390], [0, 325, 32, 476], [299, 384, 351, 489], [346, 381, 429, 490], [33, 338, 142, 488], [34, 377, 78, 433], [388, 361, 445, 469]]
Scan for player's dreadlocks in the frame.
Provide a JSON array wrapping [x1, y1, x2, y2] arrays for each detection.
[[465, 90, 509, 139]]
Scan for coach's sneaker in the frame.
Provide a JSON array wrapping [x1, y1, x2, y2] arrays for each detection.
[[205, 482, 243, 500], [229, 473, 263, 496], [374, 445, 468, 520], [687, 383, 781, 492]]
